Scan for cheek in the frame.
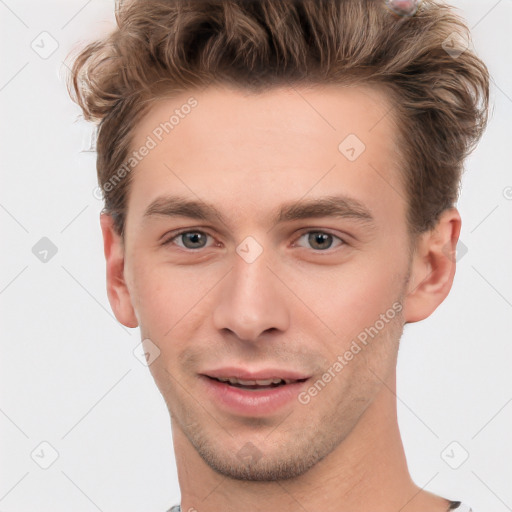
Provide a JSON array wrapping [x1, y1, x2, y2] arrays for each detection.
[[345, 276, 400, 331], [125, 259, 172, 330], [296, 256, 405, 342], [346, 240, 408, 323], [127, 258, 216, 338]]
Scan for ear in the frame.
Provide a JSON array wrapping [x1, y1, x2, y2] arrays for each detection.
[[99, 212, 139, 328], [402, 207, 462, 323]]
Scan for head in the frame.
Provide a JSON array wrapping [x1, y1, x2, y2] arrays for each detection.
[[67, 0, 489, 481]]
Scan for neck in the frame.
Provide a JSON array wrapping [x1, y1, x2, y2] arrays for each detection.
[[170, 369, 450, 512]]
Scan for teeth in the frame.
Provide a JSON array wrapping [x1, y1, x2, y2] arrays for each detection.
[[215, 377, 289, 385]]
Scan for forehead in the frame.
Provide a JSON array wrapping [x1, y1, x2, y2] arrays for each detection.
[[126, 83, 406, 232], [134, 82, 398, 151]]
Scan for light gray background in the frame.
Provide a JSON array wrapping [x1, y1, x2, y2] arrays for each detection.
[[1, 1, 511, 511]]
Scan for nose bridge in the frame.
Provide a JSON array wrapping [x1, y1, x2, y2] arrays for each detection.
[[213, 241, 289, 341]]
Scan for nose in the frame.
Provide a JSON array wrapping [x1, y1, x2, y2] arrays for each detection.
[[213, 247, 290, 343]]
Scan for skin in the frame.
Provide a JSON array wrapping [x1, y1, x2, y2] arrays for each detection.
[[100, 83, 461, 512]]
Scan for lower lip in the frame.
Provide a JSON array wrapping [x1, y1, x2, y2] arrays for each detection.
[[199, 375, 309, 416]]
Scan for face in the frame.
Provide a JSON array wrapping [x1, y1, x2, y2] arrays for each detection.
[[115, 83, 415, 480]]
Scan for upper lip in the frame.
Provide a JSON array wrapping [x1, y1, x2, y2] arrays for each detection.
[[201, 367, 310, 382]]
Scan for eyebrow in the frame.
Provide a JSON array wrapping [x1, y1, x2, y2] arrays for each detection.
[[142, 194, 376, 228]]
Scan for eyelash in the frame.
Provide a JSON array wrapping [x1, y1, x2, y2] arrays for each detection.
[[161, 228, 347, 253]]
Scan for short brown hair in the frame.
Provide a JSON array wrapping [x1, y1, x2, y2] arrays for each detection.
[[66, 0, 489, 241]]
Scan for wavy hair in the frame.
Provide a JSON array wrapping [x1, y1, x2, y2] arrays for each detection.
[[66, 0, 490, 240]]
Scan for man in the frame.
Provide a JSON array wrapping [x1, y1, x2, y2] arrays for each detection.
[[67, 0, 489, 510]]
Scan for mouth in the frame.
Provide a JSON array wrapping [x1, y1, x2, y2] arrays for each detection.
[[203, 375, 309, 391], [199, 370, 311, 416]]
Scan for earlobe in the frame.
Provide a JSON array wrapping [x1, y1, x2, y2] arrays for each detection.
[[99, 212, 139, 328], [402, 208, 462, 323]]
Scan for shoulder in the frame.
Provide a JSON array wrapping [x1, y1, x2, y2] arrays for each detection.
[[449, 503, 474, 512]]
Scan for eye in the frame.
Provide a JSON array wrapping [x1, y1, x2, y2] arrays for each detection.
[[162, 230, 214, 250], [161, 229, 346, 252], [293, 230, 345, 251]]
